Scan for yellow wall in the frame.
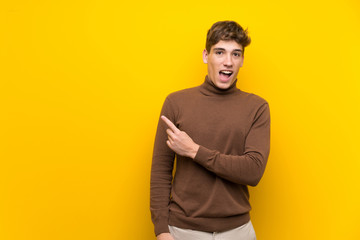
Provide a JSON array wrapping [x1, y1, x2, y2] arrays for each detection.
[[1, 0, 359, 239]]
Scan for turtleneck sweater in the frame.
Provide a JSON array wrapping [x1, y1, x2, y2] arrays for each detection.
[[150, 76, 270, 236]]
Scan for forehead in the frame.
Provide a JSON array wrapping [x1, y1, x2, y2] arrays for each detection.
[[211, 40, 243, 52]]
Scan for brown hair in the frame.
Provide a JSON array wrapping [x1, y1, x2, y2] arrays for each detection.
[[206, 21, 251, 53]]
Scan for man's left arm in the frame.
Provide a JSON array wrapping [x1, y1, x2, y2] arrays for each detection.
[[162, 103, 270, 186]]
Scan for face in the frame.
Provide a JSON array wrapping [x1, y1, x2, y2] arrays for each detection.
[[203, 40, 244, 89]]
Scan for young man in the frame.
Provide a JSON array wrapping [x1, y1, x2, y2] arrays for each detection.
[[150, 21, 270, 240]]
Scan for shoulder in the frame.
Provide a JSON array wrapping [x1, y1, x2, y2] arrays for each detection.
[[240, 90, 269, 107], [160, 86, 200, 119], [166, 86, 200, 102], [160, 86, 200, 113]]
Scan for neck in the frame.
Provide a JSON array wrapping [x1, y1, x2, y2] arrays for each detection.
[[199, 76, 239, 96]]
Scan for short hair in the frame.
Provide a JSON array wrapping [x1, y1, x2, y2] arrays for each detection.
[[206, 21, 251, 53]]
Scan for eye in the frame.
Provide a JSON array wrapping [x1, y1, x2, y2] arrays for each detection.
[[233, 52, 241, 57], [215, 51, 223, 55]]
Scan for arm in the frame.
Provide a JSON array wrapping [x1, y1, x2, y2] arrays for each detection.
[[163, 103, 270, 186], [150, 98, 176, 236]]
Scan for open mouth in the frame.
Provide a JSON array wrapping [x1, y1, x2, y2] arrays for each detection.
[[219, 70, 233, 81]]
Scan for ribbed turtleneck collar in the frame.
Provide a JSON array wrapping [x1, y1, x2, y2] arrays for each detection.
[[199, 75, 239, 96]]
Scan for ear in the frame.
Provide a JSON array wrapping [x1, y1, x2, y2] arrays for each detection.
[[239, 55, 244, 67], [202, 49, 208, 64]]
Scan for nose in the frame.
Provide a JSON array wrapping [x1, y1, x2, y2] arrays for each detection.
[[223, 53, 233, 67]]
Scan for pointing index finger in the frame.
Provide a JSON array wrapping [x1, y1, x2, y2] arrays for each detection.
[[161, 115, 179, 133]]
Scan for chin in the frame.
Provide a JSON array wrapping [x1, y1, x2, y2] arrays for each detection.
[[215, 80, 233, 89]]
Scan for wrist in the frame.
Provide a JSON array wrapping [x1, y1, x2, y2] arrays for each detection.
[[190, 144, 200, 159]]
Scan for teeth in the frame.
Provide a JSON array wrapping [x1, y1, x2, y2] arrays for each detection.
[[220, 71, 232, 75]]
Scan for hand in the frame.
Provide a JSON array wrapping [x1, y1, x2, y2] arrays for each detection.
[[157, 232, 175, 240], [161, 115, 199, 159]]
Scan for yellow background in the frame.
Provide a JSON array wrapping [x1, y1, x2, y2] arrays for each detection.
[[1, 0, 359, 239]]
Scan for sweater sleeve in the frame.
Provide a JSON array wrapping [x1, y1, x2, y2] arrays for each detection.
[[193, 103, 270, 186], [150, 97, 176, 236]]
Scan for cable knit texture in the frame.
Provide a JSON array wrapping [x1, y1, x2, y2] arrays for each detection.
[[150, 76, 270, 236]]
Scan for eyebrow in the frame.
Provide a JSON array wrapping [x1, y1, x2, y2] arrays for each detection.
[[213, 48, 243, 52]]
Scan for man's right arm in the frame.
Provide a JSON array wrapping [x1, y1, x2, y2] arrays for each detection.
[[150, 97, 176, 236]]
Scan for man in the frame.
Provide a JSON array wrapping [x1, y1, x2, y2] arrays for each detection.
[[150, 21, 270, 240]]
